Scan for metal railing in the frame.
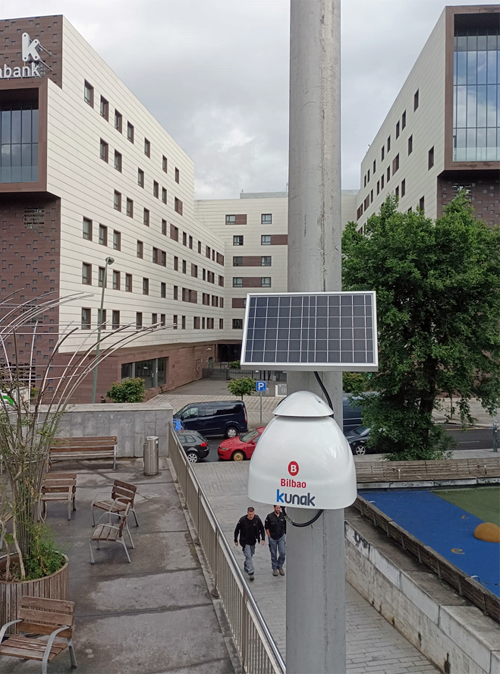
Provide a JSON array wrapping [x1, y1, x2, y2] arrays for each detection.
[[168, 425, 286, 674]]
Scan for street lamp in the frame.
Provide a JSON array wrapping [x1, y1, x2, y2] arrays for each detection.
[[91, 256, 114, 403]]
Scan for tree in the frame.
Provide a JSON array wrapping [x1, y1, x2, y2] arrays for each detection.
[[107, 378, 146, 403], [342, 193, 500, 460], [227, 377, 255, 400]]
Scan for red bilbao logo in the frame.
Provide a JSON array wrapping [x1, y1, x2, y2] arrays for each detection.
[[288, 461, 299, 476]]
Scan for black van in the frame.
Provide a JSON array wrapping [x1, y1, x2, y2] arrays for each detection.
[[173, 400, 248, 438]]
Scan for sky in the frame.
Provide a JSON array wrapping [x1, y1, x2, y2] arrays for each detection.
[[1, 1, 494, 199]]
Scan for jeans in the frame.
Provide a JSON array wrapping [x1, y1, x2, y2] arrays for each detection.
[[269, 534, 286, 569], [242, 544, 256, 575]]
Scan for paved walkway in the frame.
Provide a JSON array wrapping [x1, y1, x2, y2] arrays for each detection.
[[193, 461, 440, 674]]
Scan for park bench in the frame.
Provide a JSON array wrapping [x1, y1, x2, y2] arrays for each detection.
[[39, 472, 77, 521], [0, 596, 77, 674], [49, 436, 117, 470], [89, 502, 134, 564], [91, 479, 139, 527]]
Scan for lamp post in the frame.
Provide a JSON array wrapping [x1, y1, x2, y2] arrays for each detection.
[[91, 256, 114, 403]]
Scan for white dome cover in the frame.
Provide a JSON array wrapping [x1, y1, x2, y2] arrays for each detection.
[[273, 390, 333, 418]]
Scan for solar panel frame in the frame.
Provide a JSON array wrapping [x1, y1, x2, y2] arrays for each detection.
[[240, 291, 378, 371]]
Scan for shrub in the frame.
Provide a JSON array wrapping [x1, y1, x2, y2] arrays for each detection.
[[227, 377, 255, 400], [229, 360, 241, 369], [107, 377, 146, 403], [343, 372, 370, 394]]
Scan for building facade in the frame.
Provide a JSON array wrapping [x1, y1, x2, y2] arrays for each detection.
[[355, 5, 500, 230]]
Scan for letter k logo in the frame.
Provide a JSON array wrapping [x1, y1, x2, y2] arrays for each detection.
[[22, 33, 41, 62]]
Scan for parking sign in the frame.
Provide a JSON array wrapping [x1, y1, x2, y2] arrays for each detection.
[[256, 381, 267, 392]]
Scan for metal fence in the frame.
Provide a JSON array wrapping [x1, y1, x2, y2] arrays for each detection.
[[168, 425, 286, 674], [353, 495, 500, 624]]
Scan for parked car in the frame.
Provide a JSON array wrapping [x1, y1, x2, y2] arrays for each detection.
[[217, 427, 265, 461], [176, 430, 210, 463], [344, 426, 375, 455], [342, 395, 364, 433], [173, 400, 248, 438]]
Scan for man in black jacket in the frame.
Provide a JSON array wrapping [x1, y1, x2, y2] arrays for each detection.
[[234, 506, 265, 581], [265, 505, 286, 576]]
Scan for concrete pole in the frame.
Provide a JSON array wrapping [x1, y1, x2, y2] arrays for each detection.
[[286, 1, 346, 673]]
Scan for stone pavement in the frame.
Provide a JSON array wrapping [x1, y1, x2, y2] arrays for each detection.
[[193, 461, 440, 674], [2, 459, 234, 674]]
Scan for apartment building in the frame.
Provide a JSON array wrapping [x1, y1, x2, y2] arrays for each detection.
[[0, 15, 228, 400], [355, 5, 500, 230], [195, 190, 358, 351]]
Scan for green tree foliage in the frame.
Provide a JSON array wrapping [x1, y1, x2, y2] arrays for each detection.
[[229, 360, 241, 369], [227, 377, 255, 400], [107, 377, 146, 403], [342, 193, 500, 460], [343, 372, 370, 394]]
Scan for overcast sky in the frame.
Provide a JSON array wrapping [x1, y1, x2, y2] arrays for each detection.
[[2, 1, 493, 198]]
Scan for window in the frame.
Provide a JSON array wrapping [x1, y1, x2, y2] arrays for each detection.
[[152, 247, 158, 264], [84, 81, 93, 107], [181, 316, 186, 329], [193, 317, 200, 329], [395, 186, 400, 198], [377, 180, 380, 195], [414, 89, 419, 111], [173, 315, 178, 330], [219, 318, 223, 329], [162, 155, 168, 173], [152, 313, 157, 325], [261, 256, 271, 266], [408, 135, 413, 155], [381, 174, 385, 189], [81, 308, 91, 330], [143, 278, 149, 295], [367, 170, 370, 182], [161, 251, 166, 267], [387, 166, 390, 182], [100, 96, 109, 121], [153, 181, 159, 198], [160, 314, 166, 327], [218, 275, 224, 287], [381, 146, 385, 161], [233, 319, 243, 330], [114, 190, 121, 211], [143, 208, 150, 227], [233, 235, 244, 246], [182, 260, 187, 274], [226, 215, 236, 224], [100, 139, 108, 162], [162, 219, 167, 236], [419, 196, 425, 211], [401, 179, 406, 197], [125, 273, 132, 292], [174, 286, 178, 300], [189, 236, 193, 250], [175, 167, 180, 183], [162, 187, 167, 204], [233, 257, 243, 266], [113, 270, 120, 290], [127, 122, 134, 143], [261, 235, 271, 245], [233, 277, 243, 287], [402, 110, 406, 129], [191, 264, 198, 278], [136, 312, 143, 328], [98, 267, 106, 288], [182, 232, 187, 246], [82, 263, 91, 285], [161, 282, 166, 298], [114, 150, 122, 172], [138, 169, 144, 188], [364, 175, 367, 188], [126, 198, 133, 218], [113, 230, 121, 251], [137, 241, 143, 258], [114, 110, 122, 132], [261, 278, 271, 287], [144, 138, 150, 157], [98, 309, 107, 329], [174, 198, 183, 215], [174, 256, 178, 271], [112, 311, 120, 330], [99, 224, 107, 246], [396, 121, 400, 139], [83, 217, 92, 241], [261, 214, 272, 224], [373, 159, 376, 174], [198, 241, 202, 253], [387, 136, 391, 152], [428, 146, 434, 169], [392, 154, 399, 174], [206, 246, 211, 258]]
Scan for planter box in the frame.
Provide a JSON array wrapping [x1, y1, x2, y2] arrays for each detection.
[[0, 554, 69, 634]]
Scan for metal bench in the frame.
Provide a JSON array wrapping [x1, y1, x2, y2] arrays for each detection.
[[49, 436, 117, 470]]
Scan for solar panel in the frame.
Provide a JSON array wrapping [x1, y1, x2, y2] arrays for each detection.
[[240, 291, 378, 371]]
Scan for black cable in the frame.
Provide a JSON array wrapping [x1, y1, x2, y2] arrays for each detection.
[[285, 509, 324, 527], [314, 371, 333, 411]]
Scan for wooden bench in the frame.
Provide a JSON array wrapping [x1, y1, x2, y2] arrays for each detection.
[[40, 472, 77, 521], [49, 436, 117, 470], [0, 596, 77, 674]]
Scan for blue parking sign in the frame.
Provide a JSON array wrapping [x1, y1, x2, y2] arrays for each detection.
[[256, 381, 266, 392]]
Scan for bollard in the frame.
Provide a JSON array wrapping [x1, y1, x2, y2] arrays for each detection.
[[143, 436, 159, 475]]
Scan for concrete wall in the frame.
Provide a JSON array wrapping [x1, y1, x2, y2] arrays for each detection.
[[49, 402, 173, 457], [345, 509, 500, 674]]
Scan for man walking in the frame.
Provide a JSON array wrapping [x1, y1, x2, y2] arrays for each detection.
[[265, 504, 286, 576], [234, 506, 265, 581]]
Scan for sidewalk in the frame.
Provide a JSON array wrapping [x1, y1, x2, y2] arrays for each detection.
[[3, 459, 234, 674], [193, 460, 440, 674]]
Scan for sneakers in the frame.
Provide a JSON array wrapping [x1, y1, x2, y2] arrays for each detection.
[[278, 567, 285, 576], [272, 568, 279, 576], [248, 574, 254, 581]]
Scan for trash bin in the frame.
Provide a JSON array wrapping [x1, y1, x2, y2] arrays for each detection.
[[143, 436, 159, 475]]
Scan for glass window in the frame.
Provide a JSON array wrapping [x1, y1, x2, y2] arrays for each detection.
[[261, 214, 272, 224], [233, 277, 243, 287], [137, 241, 143, 258], [98, 266, 106, 288], [114, 151, 122, 172], [127, 122, 134, 143], [138, 168, 144, 187], [83, 217, 92, 241], [112, 310, 120, 329], [0, 103, 39, 183], [113, 270, 120, 290], [136, 312, 143, 328], [114, 110, 122, 132], [100, 139, 108, 162], [99, 224, 107, 246], [261, 256, 271, 266], [82, 263, 91, 285], [233, 256, 243, 266], [162, 155, 168, 172], [226, 215, 236, 224], [154, 181, 159, 198], [175, 167, 180, 183], [143, 208, 150, 226], [233, 235, 244, 246], [125, 273, 132, 292], [161, 282, 166, 298], [261, 277, 271, 287], [114, 190, 121, 211], [126, 198, 133, 218], [100, 96, 109, 121], [143, 278, 149, 295], [233, 319, 243, 329], [84, 81, 93, 106], [261, 235, 271, 245], [81, 308, 91, 330], [162, 187, 167, 203], [144, 138, 150, 156], [113, 230, 121, 250]]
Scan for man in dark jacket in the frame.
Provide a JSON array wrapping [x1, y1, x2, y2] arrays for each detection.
[[234, 506, 265, 581], [265, 504, 286, 576]]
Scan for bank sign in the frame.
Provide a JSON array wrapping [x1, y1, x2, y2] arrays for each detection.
[[0, 33, 47, 79]]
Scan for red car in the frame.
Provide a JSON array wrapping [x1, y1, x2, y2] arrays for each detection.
[[217, 427, 265, 461]]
